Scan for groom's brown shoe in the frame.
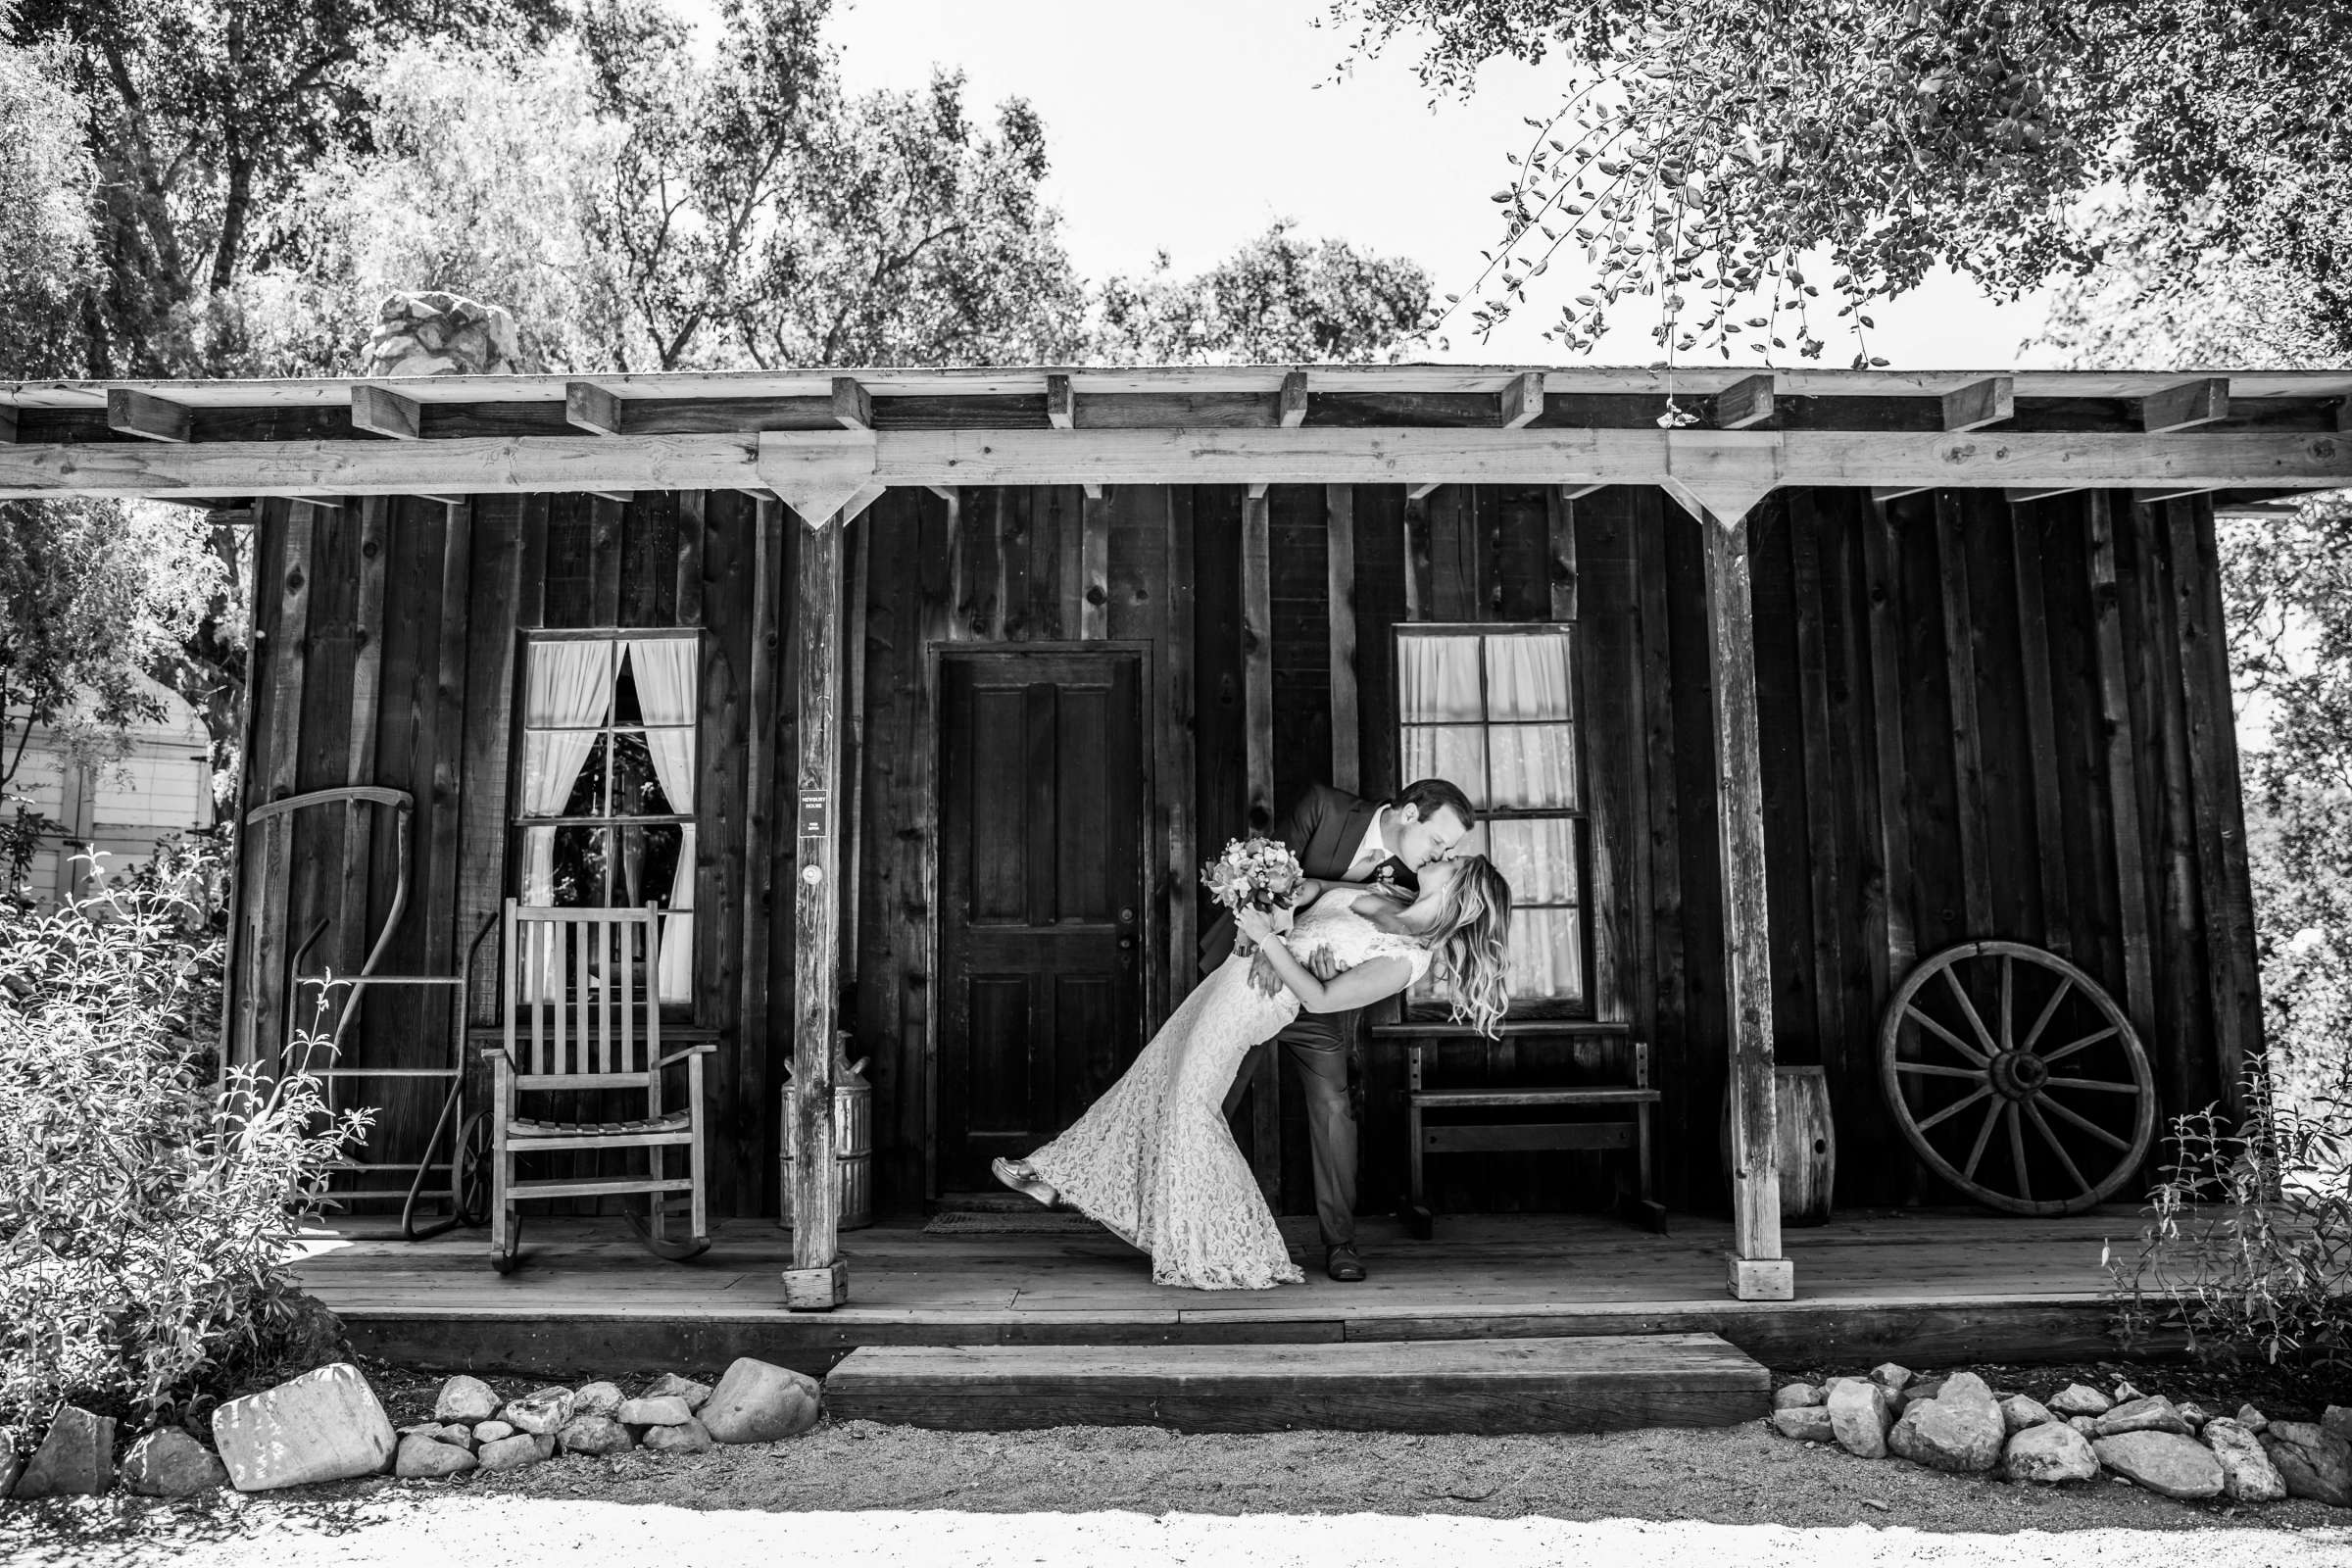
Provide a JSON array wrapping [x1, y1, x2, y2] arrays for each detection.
[[1325, 1245, 1367, 1283]]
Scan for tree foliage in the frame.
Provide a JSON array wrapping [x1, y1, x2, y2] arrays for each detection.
[[0, 16, 94, 377], [1094, 220, 1433, 365], [9, 0, 563, 377], [231, 4, 1087, 372], [0, 499, 226, 793], [1329, 0, 2352, 364]]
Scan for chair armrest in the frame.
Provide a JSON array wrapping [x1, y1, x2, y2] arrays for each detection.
[[656, 1042, 719, 1069]]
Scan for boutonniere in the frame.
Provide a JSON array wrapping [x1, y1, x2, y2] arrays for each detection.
[[1374, 862, 1397, 889]]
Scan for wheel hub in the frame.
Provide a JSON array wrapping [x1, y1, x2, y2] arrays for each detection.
[[1988, 1049, 2050, 1101]]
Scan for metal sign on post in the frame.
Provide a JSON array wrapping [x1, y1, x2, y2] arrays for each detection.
[[798, 790, 828, 839]]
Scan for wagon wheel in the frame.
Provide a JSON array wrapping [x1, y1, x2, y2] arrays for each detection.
[[456, 1110, 494, 1229], [1878, 941, 2157, 1216]]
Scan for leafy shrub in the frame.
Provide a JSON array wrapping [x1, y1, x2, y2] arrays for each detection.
[[0, 833, 369, 1454], [2107, 1054, 2352, 1376]]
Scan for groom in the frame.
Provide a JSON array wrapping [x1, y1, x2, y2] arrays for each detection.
[[1200, 777, 1478, 1282]]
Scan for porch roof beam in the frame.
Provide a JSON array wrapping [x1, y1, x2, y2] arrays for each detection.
[[1, 425, 2345, 502]]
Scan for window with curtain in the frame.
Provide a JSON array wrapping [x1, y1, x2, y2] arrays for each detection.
[[514, 632, 699, 1005], [1397, 625, 1588, 1016]]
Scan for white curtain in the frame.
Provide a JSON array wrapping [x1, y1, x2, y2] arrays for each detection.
[[1399, 634, 1487, 805], [519, 642, 615, 902], [628, 639, 698, 1004], [517, 642, 613, 1002], [1486, 635, 1577, 810]]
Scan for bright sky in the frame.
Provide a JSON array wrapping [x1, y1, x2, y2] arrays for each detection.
[[803, 0, 2063, 369]]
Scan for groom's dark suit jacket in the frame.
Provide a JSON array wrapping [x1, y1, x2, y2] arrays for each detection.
[[1198, 784, 1419, 974]]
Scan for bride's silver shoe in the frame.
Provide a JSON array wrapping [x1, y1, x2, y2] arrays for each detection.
[[991, 1156, 1058, 1208]]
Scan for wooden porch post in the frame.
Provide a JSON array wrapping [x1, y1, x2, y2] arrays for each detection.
[[781, 499, 853, 1310], [1662, 437, 1793, 1302]]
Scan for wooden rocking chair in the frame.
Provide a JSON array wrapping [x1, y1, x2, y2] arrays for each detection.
[[484, 900, 712, 1271]]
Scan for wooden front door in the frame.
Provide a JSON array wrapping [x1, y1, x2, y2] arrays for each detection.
[[939, 650, 1148, 1193]]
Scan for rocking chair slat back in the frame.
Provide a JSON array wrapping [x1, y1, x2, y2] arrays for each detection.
[[504, 902, 663, 1082]]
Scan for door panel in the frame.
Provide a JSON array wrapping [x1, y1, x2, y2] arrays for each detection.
[[940, 651, 1147, 1192]]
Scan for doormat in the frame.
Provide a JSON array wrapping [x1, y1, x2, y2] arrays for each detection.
[[921, 1209, 1116, 1237]]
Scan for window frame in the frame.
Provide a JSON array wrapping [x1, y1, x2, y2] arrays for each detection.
[[510, 626, 701, 910], [1393, 620, 1595, 1022]]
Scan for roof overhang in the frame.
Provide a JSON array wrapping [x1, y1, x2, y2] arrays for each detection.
[[3, 365, 2346, 527]]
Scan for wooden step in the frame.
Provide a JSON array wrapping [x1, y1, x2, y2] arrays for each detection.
[[822, 1332, 1767, 1434]]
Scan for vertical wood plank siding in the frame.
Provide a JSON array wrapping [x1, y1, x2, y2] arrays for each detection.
[[231, 482, 2255, 1219]]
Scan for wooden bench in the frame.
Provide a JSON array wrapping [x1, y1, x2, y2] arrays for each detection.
[[1375, 1019, 1666, 1238]]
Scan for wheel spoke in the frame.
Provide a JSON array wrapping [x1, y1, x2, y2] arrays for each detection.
[[1942, 965, 2001, 1058], [2000, 956, 2014, 1053], [2045, 1075, 2137, 1094], [1907, 1003, 1991, 1067], [1894, 1060, 1987, 1081], [2007, 1103, 2032, 1201], [2018, 976, 2074, 1055], [1962, 1098, 2003, 1181], [1916, 1083, 1994, 1134], [2038, 1091, 2131, 1152], [2039, 1026, 2120, 1068], [2025, 1100, 2092, 1196]]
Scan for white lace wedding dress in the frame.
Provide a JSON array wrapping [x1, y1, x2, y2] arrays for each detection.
[[1023, 898, 1432, 1290]]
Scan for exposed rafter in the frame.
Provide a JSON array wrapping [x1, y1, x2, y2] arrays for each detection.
[[1941, 376, 2015, 432], [2141, 377, 2230, 434], [1047, 373, 1075, 430], [1712, 374, 1775, 430], [1247, 481, 1269, 500], [2005, 484, 2082, 503], [1871, 484, 1934, 503], [1560, 482, 1607, 500], [565, 381, 623, 437], [352, 385, 422, 441], [1498, 370, 1544, 429], [108, 388, 190, 443], [1279, 370, 1309, 428], [831, 376, 873, 431], [1406, 480, 1442, 501]]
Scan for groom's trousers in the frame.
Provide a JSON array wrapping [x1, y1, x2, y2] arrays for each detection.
[[1221, 1009, 1357, 1250]]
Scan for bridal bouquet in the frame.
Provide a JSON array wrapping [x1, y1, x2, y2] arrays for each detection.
[[1200, 836, 1305, 913]]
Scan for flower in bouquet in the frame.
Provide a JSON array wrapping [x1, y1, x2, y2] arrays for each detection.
[[1200, 836, 1304, 912]]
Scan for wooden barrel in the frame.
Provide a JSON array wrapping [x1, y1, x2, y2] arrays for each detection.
[[1720, 1064, 1837, 1226]]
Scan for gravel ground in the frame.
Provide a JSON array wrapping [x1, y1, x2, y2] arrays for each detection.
[[10, 1352, 2352, 1566]]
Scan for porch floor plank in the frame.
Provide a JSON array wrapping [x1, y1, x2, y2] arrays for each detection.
[[293, 1206, 2146, 1376]]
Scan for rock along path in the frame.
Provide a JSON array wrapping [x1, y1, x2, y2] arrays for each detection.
[[10, 1421, 2352, 1566]]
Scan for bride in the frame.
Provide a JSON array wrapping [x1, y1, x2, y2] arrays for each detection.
[[991, 856, 1513, 1290]]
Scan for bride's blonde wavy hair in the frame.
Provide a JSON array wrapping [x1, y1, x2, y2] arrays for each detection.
[[1423, 855, 1512, 1038]]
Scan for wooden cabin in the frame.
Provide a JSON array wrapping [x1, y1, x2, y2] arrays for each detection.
[[5, 365, 2344, 1331]]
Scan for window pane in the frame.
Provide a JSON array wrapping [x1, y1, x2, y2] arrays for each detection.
[[612, 655, 643, 725], [517, 730, 601, 817], [610, 731, 679, 816], [1486, 818, 1581, 906], [1489, 724, 1579, 810], [1485, 632, 1574, 720], [526, 640, 615, 727], [1400, 725, 1487, 807], [1508, 906, 1584, 1004], [1399, 635, 1483, 722], [614, 823, 683, 909], [549, 825, 609, 907]]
